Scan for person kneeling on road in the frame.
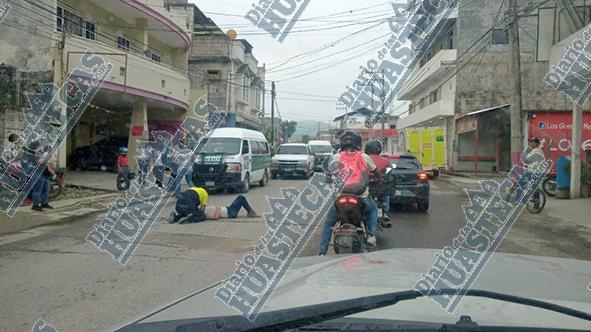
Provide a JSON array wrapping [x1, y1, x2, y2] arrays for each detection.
[[169, 187, 259, 224], [169, 186, 209, 224]]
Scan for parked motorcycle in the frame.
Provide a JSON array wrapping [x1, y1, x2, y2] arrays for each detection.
[[116, 171, 136, 191], [48, 169, 65, 200], [542, 171, 557, 197]]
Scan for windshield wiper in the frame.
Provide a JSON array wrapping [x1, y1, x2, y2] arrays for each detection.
[[172, 289, 591, 332]]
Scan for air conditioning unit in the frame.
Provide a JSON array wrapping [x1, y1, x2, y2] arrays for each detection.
[[144, 50, 152, 58]]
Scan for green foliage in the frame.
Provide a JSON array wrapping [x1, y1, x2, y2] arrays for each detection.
[[280, 120, 297, 142], [301, 134, 310, 144]]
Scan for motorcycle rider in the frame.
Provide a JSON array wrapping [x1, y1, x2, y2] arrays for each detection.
[[319, 132, 380, 255], [364, 139, 392, 222]]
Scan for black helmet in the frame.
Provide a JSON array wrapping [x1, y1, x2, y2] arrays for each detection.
[[339, 131, 362, 150], [364, 140, 382, 155]]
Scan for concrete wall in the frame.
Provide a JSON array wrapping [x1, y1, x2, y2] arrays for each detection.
[[0, 0, 57, 148], [456, 0, 571, 114]]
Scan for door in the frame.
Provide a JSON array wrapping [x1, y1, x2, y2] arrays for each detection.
[[241, 139, 251, 180], [408, 130, 420, 157], [420, 129, 433, 168], [250, 141, 264, 181], [433, 128, 445, 167]]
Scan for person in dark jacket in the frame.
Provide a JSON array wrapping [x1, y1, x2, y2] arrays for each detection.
[[169, 187, 208, 224]]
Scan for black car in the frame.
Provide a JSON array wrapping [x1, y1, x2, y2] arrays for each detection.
[[69, 136, 128, 171], [384, 153, 430, 212]]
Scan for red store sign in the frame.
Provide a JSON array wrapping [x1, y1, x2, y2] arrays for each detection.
[[528, 112, 591, 170]]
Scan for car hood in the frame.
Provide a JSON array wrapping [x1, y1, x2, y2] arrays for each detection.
[[117, 249, 591, 330], [272, 154, 309, 161]]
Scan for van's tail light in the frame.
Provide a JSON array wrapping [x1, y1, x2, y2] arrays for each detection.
[[418, 172, 429, 183], [338, 196, 359, 205]]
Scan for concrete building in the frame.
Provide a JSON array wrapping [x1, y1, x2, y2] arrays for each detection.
[[0, 0, 192, 170], [333, 108, 399, 153], [186, 5, 265, 131], [397, 0, 581, 173]]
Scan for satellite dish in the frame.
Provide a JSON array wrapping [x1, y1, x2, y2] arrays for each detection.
[[226, 29, 238, 40]]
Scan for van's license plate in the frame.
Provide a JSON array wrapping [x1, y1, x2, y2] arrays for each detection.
[[206, 181, 215, 186], [395, 190, 402, 196]]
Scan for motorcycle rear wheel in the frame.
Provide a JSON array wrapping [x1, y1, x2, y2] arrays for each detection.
[[48, 182, 63, 199]]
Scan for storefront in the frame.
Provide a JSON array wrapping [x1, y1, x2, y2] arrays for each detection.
[[528, 112, 591, 171], [454, 105, 511, 174]]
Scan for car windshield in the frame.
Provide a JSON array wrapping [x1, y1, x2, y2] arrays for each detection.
[[5, 1, 590, 331], [309, 145, 332, 154], [390, 157, 421, 170], [198, 138, 241, 155], [278, 145, 308, 155]]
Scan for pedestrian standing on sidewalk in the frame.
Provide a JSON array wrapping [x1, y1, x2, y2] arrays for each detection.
[[136, 142, 151, 183], [152, 145, 165, 188], [182, 134, 195, 188], [30, 144, 56, 212]]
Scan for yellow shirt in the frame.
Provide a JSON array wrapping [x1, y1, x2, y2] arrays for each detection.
[[189, 187, 209, 206]]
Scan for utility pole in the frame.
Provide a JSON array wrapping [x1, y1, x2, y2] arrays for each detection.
[[508, 0, 523, 166], [381, 70, 386, 149], [271, 81, 276, 148]]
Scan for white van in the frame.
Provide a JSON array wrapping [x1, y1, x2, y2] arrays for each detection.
[[193, 128, 271, 193], [307, 140, 334, 171]]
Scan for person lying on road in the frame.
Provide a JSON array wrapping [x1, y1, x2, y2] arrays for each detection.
[[204, 195, 260, 220], [169, 187, 259, 224]]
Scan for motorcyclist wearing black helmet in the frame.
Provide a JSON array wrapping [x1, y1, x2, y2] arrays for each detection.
[[319, 131, 380, 255], [365, 139, 392, 221]]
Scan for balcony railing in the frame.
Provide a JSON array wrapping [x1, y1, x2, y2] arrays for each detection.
[[63, 36, 190, 108], [397, 100, 454, 129]]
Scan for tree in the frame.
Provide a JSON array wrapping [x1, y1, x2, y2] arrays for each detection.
[[280, 120, 297, 142], [302, 134, 310, 144]]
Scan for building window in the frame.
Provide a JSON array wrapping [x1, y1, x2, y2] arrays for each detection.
[[242, 76, 249, 102], [430, 89, 439, 104], [491, 29, 509, 45], [447, 28, 454, 49], [207, 70, 221, 81], [57, 6, 83, 37], [117, 36, 131, 52], [85, 21, 96, 40], [151, 52, 161, 63], [161, 79, 166, 88]]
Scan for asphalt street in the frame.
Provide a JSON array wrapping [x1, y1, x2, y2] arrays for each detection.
[[0, 175, 589, 331]]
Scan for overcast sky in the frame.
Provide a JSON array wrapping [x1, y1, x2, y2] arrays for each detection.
[[190, 0, 405, 124]]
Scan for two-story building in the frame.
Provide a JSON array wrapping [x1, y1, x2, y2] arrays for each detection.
[[0, 0, 193, 170], [397, 0, 577, 173], [186, 5, 265, 130]]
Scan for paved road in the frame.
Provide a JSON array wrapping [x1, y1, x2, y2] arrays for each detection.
[[1, 175, 589, 332]]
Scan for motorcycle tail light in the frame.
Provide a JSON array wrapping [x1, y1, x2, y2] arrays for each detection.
[[347, 197, 359, 205], [338, 197, 360, 205]]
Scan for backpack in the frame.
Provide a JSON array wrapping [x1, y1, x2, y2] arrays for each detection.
[[338, 151, 369, 195]]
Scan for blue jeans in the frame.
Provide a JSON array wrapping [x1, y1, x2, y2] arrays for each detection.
[[319, 196, 378, 255], [154, 166, 164, 187], [227, 195, 253, 218], [383, 195, 390, 215], [31, 177, 49, 206], [138, 160, 149, 182], [185, 169, 194, 187]]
